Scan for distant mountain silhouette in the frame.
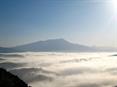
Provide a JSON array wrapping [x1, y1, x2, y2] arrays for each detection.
[[0, 47, 19, 53], [0, 39, 116, 52], [12, 39, 98, 52]]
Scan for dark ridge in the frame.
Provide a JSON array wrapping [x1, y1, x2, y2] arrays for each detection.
[[0, 68, 30, 87], [112, 54, 117, 56]]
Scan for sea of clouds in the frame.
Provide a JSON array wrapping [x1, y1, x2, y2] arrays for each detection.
[[0, 52, 117, 87]]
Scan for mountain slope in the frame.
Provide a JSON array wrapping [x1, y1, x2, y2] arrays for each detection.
[[13, 39, 96, 52], [0, 47, 19, 53]]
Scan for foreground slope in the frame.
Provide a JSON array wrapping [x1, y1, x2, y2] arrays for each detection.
[[0, 68, 29, 87]]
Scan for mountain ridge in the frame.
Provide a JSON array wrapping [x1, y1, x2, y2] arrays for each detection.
[[0, 39, 116, 52], [12, 38, 96, 52]]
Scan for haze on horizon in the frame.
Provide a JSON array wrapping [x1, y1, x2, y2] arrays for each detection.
[[0, 0, 117, 48]]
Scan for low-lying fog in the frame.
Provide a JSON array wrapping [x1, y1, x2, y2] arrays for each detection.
[[0, 52, 117, 87]]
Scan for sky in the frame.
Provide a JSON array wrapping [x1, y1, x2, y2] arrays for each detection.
[[0, 0, 117, 48]]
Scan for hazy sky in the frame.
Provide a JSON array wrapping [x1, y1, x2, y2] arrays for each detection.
[[0, 0, 117, 47]]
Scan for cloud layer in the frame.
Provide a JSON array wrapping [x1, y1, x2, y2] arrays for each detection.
[[0, 52, 117, 87]]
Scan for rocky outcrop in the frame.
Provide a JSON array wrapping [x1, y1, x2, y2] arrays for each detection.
[[0, 68, 30, 87]]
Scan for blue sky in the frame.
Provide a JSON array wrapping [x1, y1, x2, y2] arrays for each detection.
[[0, 0, 116, 48]]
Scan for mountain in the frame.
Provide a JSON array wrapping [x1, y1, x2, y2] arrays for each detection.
[[13, 39, 97, 52], [0, 47, 20, 53], [0, 39, 116, 52]]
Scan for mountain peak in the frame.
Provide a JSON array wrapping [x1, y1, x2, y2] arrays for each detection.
[[43, 38, 67, 42]]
